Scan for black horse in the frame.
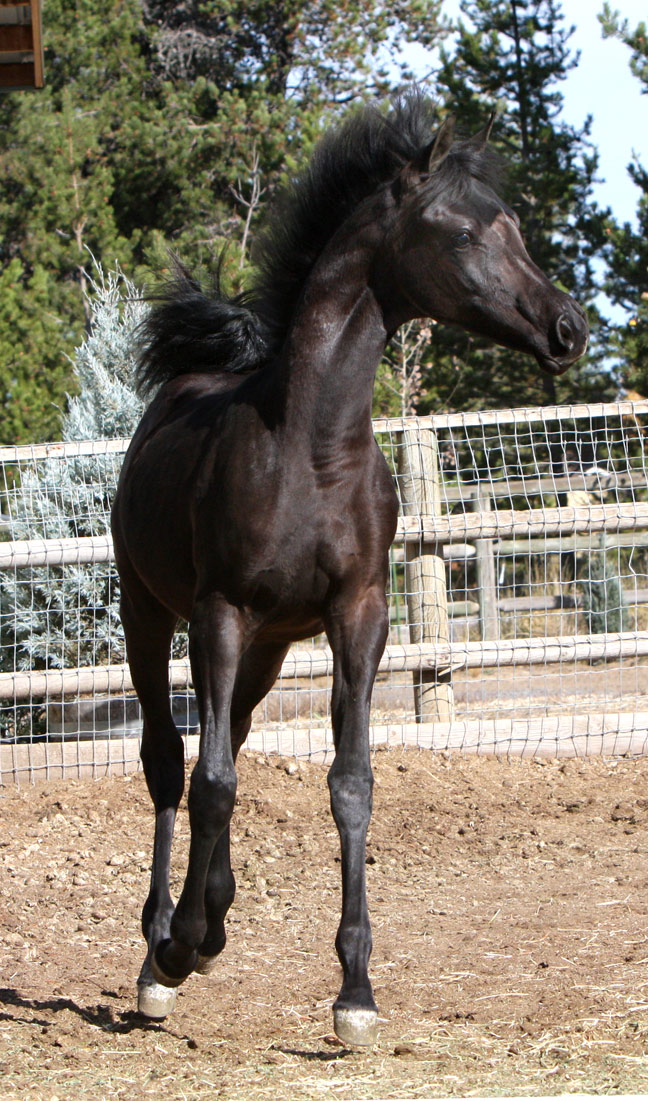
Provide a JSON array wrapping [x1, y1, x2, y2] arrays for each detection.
[[111, 93, 588, 1045]]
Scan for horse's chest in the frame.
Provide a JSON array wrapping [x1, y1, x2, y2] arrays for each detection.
[[196, 450, 397, 616], [239, 514, 357, 608]]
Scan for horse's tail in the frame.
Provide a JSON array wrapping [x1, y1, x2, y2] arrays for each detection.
[[135, 257, 268, 397]]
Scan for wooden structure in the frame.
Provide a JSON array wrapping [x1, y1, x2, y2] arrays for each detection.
[[0, 1, 43, 90], [2, 630, 648, 705], [1, 399, 648, 780], [398, 427, 455, 721], [474, 488, 500, 641], [1, 484, 648, 714]]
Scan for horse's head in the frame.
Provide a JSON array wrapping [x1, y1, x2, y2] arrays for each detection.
[[381, 117, 588, 375]]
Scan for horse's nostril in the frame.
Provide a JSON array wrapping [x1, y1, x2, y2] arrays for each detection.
[[556, 312, 576, 353]]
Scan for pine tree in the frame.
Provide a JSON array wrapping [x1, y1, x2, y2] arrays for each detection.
[[580, 548, 630, 635], [63, 265, 145, 441], [599, 4, 648, 395], [0, 0, 447, 442], [0, 266, 144, 737]]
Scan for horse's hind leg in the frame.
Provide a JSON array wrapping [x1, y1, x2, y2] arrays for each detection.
[[119, 567, 184, 1019], [152, 594, 245, 988], [196, 640, 289, 972]]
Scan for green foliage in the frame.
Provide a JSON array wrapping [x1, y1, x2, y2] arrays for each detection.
[[0, 0, 446, 442], [0, 260, 74, 441], [0, 266, 144, 689], [0, 1, 145, 442], [602, 187, 648, 396], [579, 549, 630, 635], [599, 5, 648, 395], [3, 0, 646, 427], [600, 2, 648, 88]]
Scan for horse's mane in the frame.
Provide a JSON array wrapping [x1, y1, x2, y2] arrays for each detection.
[[250, 91, 499, 350], [136, 90, 501, 396]]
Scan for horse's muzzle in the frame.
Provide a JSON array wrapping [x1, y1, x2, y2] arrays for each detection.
[[539, 302, 589, 375]]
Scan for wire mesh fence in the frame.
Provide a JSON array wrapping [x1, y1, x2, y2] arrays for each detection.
[[1, 401, 647, 781]]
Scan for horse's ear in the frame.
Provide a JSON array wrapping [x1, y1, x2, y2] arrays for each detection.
[[469, 112, 496, 150], [426, 115, 455, 173], [395, 115, 455, 198]]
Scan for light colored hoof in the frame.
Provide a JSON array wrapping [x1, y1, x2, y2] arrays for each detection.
[[137, 981, 177, 1020], [333, 1007, 379, 1047], [195, 953, 219, 975]]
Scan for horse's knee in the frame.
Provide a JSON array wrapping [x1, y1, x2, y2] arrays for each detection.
[[328, 767, 373, 829], [188, 763, 237, 834], [328, 758, 374, 799], [141, 730, 185, 809]]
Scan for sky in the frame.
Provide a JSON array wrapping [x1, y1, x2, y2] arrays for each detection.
[[434, 0, 647, 228], [547, 0, 646, 228]]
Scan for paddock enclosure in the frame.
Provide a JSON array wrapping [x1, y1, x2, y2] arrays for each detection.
[[1, 399, 647, 781], [2, 400, 648, 1096]]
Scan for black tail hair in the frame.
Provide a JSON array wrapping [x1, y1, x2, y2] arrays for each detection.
[[135, 257, 268, 397]]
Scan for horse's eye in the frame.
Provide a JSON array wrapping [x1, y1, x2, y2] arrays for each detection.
[[453, 231, 472, 250]]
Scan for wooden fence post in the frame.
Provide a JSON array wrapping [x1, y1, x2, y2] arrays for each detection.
[[398, 426, 455, 722], [475, 489, 500, 640]]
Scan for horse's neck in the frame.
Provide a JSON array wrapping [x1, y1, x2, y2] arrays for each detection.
[[278, 213, 390, 454]]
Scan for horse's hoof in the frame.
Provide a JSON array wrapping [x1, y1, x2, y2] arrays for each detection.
[[151, 940, 197, 988], [333, 1007, 379, 1047], [195, 953, 219, 975], [137, 981, 177, 1019]]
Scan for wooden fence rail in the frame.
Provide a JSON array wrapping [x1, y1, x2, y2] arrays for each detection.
[[2, 502, 647, 570], [1, 404, 646, 747], [442, 468, 647, 502], [0, 535, 114, 569], [399, 503, 648, 543], [4, 631, 648, 703]]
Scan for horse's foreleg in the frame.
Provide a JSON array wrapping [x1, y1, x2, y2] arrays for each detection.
[[197, 641, 289, 971], [325, 586, 389, 1047], [152, 595, 244, 989], [119, 575, 183, 1020]]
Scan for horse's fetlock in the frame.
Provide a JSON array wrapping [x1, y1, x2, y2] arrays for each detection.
[[170, 912, 206, 953], [336, 922, 372, 962]]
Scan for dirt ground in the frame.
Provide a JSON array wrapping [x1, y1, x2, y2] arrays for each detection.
[[3, 749, 648, 1099]]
